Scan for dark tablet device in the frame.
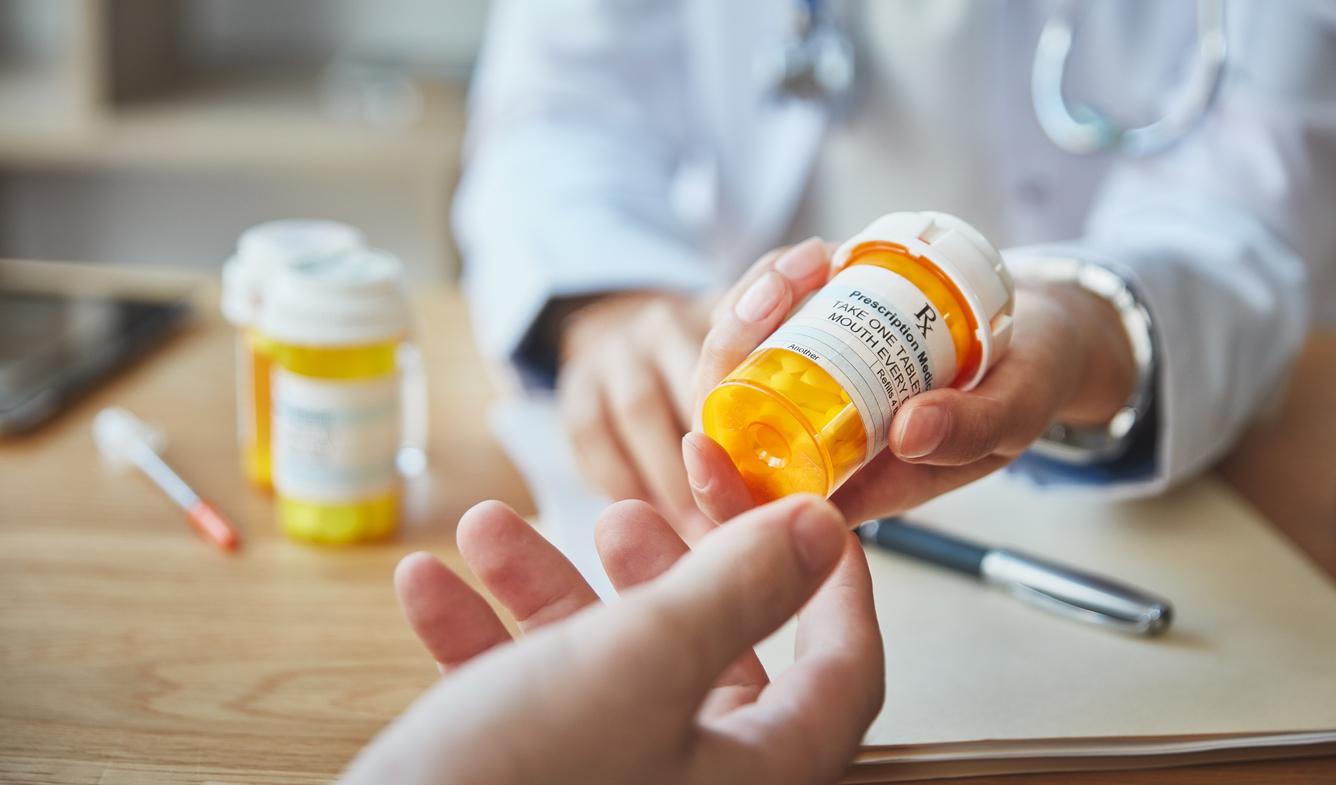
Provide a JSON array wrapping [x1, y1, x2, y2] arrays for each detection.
[[0, 286, 192, 435]]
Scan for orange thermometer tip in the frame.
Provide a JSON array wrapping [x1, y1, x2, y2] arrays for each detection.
[[187, 500, 241, 552]]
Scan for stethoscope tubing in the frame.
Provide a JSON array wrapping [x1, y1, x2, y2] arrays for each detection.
[[770, 0, 1229, 158], [1032, 0, 1227, 156]]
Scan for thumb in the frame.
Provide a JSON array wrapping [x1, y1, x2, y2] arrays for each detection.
[[621, 494, 848, 708]]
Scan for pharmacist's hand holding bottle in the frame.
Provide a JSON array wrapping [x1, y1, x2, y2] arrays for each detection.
[[341, 495, 883, 785], [685, 214, 1137, 525]]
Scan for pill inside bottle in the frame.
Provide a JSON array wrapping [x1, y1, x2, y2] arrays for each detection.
[[701, 212, 1015, 503]]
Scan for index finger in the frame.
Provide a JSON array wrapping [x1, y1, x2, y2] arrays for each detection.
[[393, 552, 511, 673], [692, 238, 831, 421], [710, 238, 839, 326], [456, 501, 601, 632]]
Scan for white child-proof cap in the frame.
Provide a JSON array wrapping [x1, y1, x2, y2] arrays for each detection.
[[830, 211, 1015, 389], [259, 248, 410, 347], [221, 219, 366, 327]]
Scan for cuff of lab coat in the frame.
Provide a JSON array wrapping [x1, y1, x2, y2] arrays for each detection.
[[1007, 401, 1161, 497], [465, 250, 716, 394], [509, 275, 712, 391]]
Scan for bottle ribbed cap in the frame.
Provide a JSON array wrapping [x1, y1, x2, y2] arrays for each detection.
[[831, 211, 1015, 389], [220, 219, 365, 326], [259, 248, 409, 347]]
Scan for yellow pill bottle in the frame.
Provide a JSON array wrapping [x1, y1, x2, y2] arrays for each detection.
[[221, 220, 365, 491], [702, 212, 1015, 503], [259, 249, 409, 544]]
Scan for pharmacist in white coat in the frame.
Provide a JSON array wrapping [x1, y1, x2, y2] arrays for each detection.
[[453, 0, 1336, 533]]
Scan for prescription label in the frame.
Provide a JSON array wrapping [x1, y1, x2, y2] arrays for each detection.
[[271, 370, 400, 502], [757, 264, 957, 462]]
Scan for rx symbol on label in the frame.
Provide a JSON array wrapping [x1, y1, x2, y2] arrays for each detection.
[[915, 303, 937, 337]]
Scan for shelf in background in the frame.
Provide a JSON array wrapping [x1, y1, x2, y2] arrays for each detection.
[[0, 60, 96, 148], [0, 67, 467, 173], [0, 0, 473, 279]]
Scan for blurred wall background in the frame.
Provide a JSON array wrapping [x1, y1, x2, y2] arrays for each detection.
[[0, 0, 488, 280]]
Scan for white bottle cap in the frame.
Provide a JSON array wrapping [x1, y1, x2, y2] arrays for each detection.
[[221, 219, 366, 327], [259, 248, 410, 347], [830, 211, 1015, 389]]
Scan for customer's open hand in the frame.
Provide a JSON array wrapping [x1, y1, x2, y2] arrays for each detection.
[[341, 494, 883, 785]]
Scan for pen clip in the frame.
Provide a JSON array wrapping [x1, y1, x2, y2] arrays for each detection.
[[981, 549, 1173, 636]]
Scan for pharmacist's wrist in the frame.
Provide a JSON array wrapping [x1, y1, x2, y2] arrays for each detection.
[[1026, 281, 1138, 427]]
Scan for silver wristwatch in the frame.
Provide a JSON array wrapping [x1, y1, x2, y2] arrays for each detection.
[[1008, 256, 1157, 465]]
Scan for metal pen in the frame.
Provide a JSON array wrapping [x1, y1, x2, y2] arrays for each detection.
[[858, 517, 1172, 636]]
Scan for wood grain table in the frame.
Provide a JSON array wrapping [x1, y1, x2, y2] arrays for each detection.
[[1, 263, 1332, 784]]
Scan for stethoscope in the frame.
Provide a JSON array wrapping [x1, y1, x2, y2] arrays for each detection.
[[762, 0, 1229, 158]]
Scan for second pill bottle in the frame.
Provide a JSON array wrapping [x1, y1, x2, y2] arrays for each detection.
[[702, 212, 1015, 503], [260, 250, 409, 544]]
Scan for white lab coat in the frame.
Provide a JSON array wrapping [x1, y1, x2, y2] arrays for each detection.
[[454, 0, 1336, 495]]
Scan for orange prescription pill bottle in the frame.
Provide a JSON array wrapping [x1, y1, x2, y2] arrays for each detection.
[[702, 212, 1015, 504], [259, 249, 409, 544], [221, 220, 365, 491]]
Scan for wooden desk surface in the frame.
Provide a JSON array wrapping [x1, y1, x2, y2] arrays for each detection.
[[1, 266, 1333, 784]]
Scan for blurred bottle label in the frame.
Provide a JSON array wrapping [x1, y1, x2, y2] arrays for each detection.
[[271, 369, 401, 502]]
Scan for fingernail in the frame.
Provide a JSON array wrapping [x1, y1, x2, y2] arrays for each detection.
[[734, 272, 784, 323], [682, 433, 711, 493], [774, 236, 827, 280], [790, 498, 844, 574], [895, 406, 948, 459]]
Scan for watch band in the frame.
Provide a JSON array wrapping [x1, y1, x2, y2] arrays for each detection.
[[1008, 256, 1157, 465]]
